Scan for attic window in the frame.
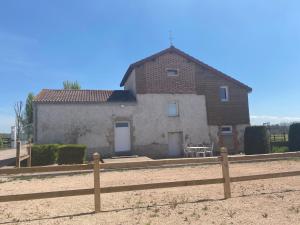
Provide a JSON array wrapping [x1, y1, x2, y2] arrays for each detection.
[[220, 86, 229, 102], [166, 68, 179, 76]]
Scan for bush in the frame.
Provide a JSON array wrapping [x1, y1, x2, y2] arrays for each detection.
[[31, 144, 59, 166], [57, 144, 86, 165], [0, 135, 3, 148], [244, 126, 270, 155], [289, 123, 300, 151]]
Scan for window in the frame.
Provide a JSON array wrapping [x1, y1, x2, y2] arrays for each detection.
[[220, 86, 229, 102], [115, 122, 129, 128], [166, 68, 179, 76], [221, 126, 232, 134], [168, 102, 179, 117]]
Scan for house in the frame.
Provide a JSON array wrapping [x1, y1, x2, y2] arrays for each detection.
[[33, 46, 252, 158]]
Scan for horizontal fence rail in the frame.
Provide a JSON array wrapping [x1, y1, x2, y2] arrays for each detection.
[[0, 150, 299, 213], [0, 164, 93, 175], [228, 151, 300, 162], [0, 189, 94, 203], [2, 151, 299, 175]]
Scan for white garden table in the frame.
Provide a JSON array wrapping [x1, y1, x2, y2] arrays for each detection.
[[186, 146, 212, 157]]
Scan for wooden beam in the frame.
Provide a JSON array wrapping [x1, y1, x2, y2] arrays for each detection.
[[100, 178, 224, 193], [93, 153, 101, 213], [100, 157, 219, 169], [220, 147, 231, 199], [228, 151, 300, 162], [16, 141, 20, 168], [0, 189, 94, 202], [231, 170, 300, 183], [0, 164, 93, 175]]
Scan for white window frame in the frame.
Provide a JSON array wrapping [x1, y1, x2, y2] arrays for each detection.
[[167, 101, 179, 117], [221, 125, 233, 134], [220, 86, 229, 102], [166, 68, 179, 77]]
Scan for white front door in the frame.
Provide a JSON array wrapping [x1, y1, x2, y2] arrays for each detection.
[[114, 122, 131, 152], [168, 132, 183, 156]]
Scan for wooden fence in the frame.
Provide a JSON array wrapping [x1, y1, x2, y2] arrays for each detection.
[[0, 148, 300, 213], [16, 141, 32, 168]]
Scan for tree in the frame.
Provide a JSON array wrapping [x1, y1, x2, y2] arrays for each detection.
[[23, 93, 34, 140], [289, 123, 300, 151], [63, 81, 81, 90], [24, 93, 34, 124], [0, 135, 3, 148], [14, 101, 23, 140]]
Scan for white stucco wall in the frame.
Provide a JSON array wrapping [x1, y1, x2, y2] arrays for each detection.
[[35, 93, 210, 158], [208, 124, 249, 153], [124, 69, 136, 96]]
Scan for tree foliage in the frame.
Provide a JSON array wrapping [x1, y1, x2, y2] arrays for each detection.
[[63, 81, 81, 90], [25, 93, 34, 124], [288, 123, 300, 151], [0, 135, 3, 148], [244, 126, 270, 155]]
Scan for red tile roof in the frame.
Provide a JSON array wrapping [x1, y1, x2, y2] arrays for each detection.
[[34, 89, 136, 103]]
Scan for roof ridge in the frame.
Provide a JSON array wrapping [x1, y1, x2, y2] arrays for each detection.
[[41, 89, 127, 92]]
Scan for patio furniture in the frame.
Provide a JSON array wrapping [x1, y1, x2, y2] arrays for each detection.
[[185, 143, 214, 157]]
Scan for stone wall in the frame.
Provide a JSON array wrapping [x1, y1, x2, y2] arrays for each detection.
[[34, 93, 210, 159]]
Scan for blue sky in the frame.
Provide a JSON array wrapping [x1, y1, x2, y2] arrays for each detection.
[[0, 0, 300, 132]]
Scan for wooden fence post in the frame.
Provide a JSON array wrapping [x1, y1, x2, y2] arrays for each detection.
[[27, 142, 32, 167], [220, 147, 231, 199], [93, 153, 101, 213], [16, 141, 21, 168]]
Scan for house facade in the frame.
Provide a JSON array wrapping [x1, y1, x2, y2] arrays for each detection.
[[33, 46, 252, 158]]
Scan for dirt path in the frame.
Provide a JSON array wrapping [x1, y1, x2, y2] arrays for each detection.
[[0, 160, 299, 225]]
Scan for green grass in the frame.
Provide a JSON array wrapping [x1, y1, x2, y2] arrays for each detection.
[[271, 146, 289, 153], [270, 134, 288, 142]]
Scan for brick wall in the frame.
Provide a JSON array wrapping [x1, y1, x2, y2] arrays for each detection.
[[135, 52, 197, 94], [134, 51, 250, 126]]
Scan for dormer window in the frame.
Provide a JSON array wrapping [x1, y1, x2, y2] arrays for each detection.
[[166, 68, 179, 76]]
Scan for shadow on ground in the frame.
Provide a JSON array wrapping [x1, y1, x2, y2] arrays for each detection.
[[1, 189, 299, 224]]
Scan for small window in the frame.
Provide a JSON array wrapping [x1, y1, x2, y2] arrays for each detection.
[[166, 68, 179, 76], [168, 102, 179, 117], [221, 126, 232, 134], [115, 122, 129, 128], [220, 86, 229, 102]]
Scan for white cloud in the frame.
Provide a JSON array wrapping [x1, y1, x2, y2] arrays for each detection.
[[251, 115, 300, 125]]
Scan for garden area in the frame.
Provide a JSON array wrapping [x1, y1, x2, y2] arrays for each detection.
[[244, 123, 300, 155]]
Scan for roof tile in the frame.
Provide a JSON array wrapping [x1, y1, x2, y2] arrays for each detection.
[[34, 89, 136, 103]]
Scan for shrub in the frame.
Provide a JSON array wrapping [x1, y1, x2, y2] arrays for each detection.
[[244, 126, 270, 155], [0, 135, 3, 148], [57, 144, 86, 165], [31, 144, 59, 166], [289, 123, 300, 151]]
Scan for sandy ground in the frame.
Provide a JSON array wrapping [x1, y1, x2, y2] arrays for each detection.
[[0, 160, 299, 225]]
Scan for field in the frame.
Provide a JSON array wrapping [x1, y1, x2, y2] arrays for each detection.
[[0, 160, 300, 225]]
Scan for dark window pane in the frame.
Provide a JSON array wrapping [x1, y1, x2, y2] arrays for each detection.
[[116, 122, 129, 128]]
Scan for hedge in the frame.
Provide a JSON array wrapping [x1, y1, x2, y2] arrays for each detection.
[[31, 144, 59, 166], [57, 144, 86, 165], [244, 126, 270, 155], [31, 144, 87, 165], [289, 123, 300, 151]]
